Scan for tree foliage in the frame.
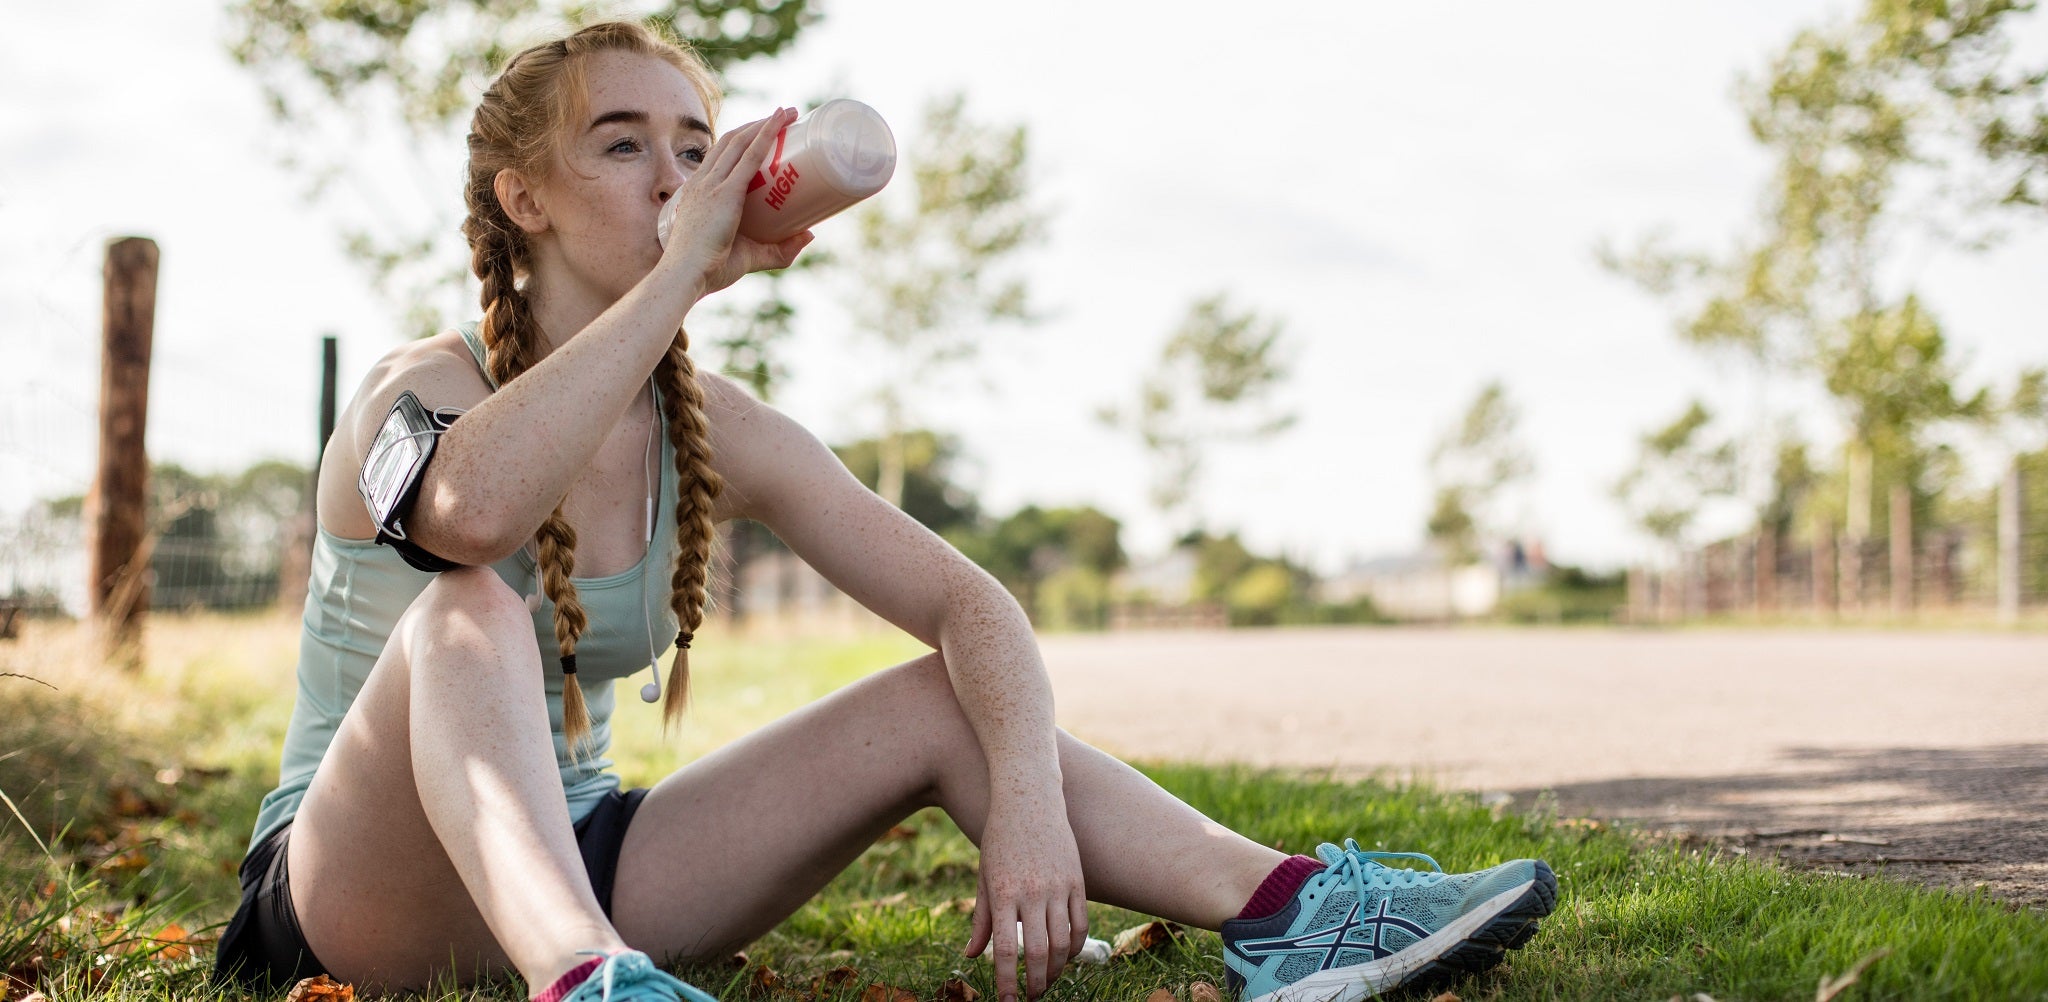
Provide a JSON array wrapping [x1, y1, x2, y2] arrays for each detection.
[[225, 0, 820, 340], [1424, 380, 1533, 564], [1602, 0, 2045, 549], [1099, 295, 1295, 530], [846, 93, 1047, 507], [1613, 401, 1740, 552], [830, 430, 982, 539]]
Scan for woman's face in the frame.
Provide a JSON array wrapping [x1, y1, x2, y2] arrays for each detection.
[[526, 49, 711, 304]]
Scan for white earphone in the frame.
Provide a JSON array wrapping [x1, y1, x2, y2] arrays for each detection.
[[639, 487, 662, 700], [639, 386, 663, 704]]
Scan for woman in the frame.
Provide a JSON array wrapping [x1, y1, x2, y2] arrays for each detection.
[[212, 21, 1555, 1002]]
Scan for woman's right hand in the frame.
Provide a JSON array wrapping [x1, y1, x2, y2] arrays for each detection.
[[657, 107, 813, 297]]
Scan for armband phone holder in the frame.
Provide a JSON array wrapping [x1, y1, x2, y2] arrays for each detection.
[[358, 390, 464, 572]]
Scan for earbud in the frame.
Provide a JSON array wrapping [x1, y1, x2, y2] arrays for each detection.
[[639, 663, 662, 703]]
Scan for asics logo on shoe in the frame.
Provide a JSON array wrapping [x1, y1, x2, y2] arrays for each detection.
[[1230, 897, 1434, 967]]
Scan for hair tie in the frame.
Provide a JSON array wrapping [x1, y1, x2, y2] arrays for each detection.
[[559, 654, 577, 675], [676, 632, 693, 650]]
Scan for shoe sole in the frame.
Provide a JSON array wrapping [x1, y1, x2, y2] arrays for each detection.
[[1247, 861, 1557, 1002]]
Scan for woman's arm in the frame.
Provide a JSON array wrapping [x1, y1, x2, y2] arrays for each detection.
[[321, 111, 802, 563], [707, 379, 1084, 1002]]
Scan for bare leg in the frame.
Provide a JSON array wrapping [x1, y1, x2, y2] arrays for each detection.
[[610, 652, 1285, 962], [287, 567, 623, 992]]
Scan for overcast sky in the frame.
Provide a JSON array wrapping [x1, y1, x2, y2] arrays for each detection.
[[5, 0, 2045, 577]]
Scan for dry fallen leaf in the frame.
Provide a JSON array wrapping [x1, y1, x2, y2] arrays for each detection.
[[110, 786, 156, 819], [868, 891, 911, 908], [858, 984, 918, 1002], [939, 977, 980, 1002], [1191, 982, 1225, 1002], [133, 922, 199, 961], [1428, 993, 1462, 1002], [813, 965, 862, 994], [929, 897, 978, 918], [1145, 990, 1177, 1002], [285, 974, 356, 1002], [1111, 921, 1184, 958], [18, 993, 49, 1002], [100, 847, 151, 876], [746, 964, 784, 996], [881, 824, 919, 841]]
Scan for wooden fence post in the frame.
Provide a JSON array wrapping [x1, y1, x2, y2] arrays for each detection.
[[87, 237, 158, 669], [2001, 458, 2023, 626], [1813, 521, 1837, 617], [1890, 481, 1913, 618], [1754, 527, 1777, 616]]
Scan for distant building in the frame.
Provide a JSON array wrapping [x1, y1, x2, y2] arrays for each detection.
[[1319, 541, 1546, 622]]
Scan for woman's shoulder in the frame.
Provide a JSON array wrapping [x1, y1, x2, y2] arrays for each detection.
[[356, 330, 494, 411]]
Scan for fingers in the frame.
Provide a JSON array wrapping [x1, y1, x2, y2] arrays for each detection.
[[964, 885, 992, 960], [1020, 908, 1052, 1001], [700, 113, 773, 180], [991, 906, 1021, 1002], [1041, 904, 1069, 999], [1068, 895, 1090, 963]]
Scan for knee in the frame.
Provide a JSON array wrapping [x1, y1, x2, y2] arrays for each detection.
[[402, 567, 530, 658]]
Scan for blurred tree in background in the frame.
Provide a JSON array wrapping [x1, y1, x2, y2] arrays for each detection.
[[845, 94, 1047, 508], [1099, 295, 1295, 535], [226, 0, 819, 342], [951, 506, 1126, 630], [1602, 0, 2046, 565], [831, 430, 983, 539], [1425, 381, 1533, 565], [1612, 401, 1740, 558]]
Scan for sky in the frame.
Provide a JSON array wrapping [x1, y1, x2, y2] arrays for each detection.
[[5, 0, 2046, 581]]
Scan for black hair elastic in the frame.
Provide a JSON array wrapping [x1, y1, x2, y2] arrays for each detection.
[[676, 632, 693, 650], [559, 654, 578, 675]]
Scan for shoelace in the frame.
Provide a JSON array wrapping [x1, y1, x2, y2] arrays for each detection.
[[1311, 838, 1447, 900], [572, 950, 717, 1002]]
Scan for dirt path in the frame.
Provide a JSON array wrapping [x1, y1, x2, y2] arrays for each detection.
[[1035, 627, 2048, 906]]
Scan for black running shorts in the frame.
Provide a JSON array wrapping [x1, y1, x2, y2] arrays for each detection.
[[212, 787, 650, 989]]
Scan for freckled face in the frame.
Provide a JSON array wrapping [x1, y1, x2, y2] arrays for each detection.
[[530, 49, 712, 304]]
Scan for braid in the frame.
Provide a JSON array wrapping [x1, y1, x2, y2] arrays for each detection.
[[462, 19, 725, 752], [533, 502, 594, 750], [655, 327, 724, 725], [466, 193, 597, 753]]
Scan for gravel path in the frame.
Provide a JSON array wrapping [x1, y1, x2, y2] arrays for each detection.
[[1036, 627, 2048, 906]]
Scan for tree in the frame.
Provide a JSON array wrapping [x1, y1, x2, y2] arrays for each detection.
[[1603, 0, 2042, 556], [1613, 401, 1740, 557], [1864, 0, 2048, 210], [841, 94, 1047, 508], [226, 1, 820, 339], [831, 430, 983, 539], [1425, 381, 1533, 564], [951, 505, 1126, 628], [1098, 295, 1295, 533]]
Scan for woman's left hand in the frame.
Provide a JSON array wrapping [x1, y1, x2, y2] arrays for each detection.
[[964, 791, 1088, 1002]]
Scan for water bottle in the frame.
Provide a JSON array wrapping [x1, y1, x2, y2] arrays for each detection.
[[660, 99, 897, 247]]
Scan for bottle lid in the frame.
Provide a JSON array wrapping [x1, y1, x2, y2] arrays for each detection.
[[809, 99, 896, 199]]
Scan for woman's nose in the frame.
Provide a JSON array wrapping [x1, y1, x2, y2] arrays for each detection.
[[656, 158, 689, 202]]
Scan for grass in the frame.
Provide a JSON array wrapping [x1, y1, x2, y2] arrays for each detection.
[[4, 614, 2047, 1002]]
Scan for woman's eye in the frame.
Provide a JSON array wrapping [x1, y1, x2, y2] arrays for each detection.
[[608, 138, 643, 154], [678, 145, 707, 165]]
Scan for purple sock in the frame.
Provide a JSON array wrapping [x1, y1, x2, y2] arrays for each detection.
[[1237, 855, 1326, 920], [531, 957, 604, 1002]]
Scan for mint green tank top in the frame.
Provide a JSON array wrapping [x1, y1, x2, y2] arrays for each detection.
[[248, 324, 680, 852]]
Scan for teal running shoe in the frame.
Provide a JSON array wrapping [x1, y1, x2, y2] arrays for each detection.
[[1221, 840, 1555, 1001], [558, 950, 717, 1002]]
